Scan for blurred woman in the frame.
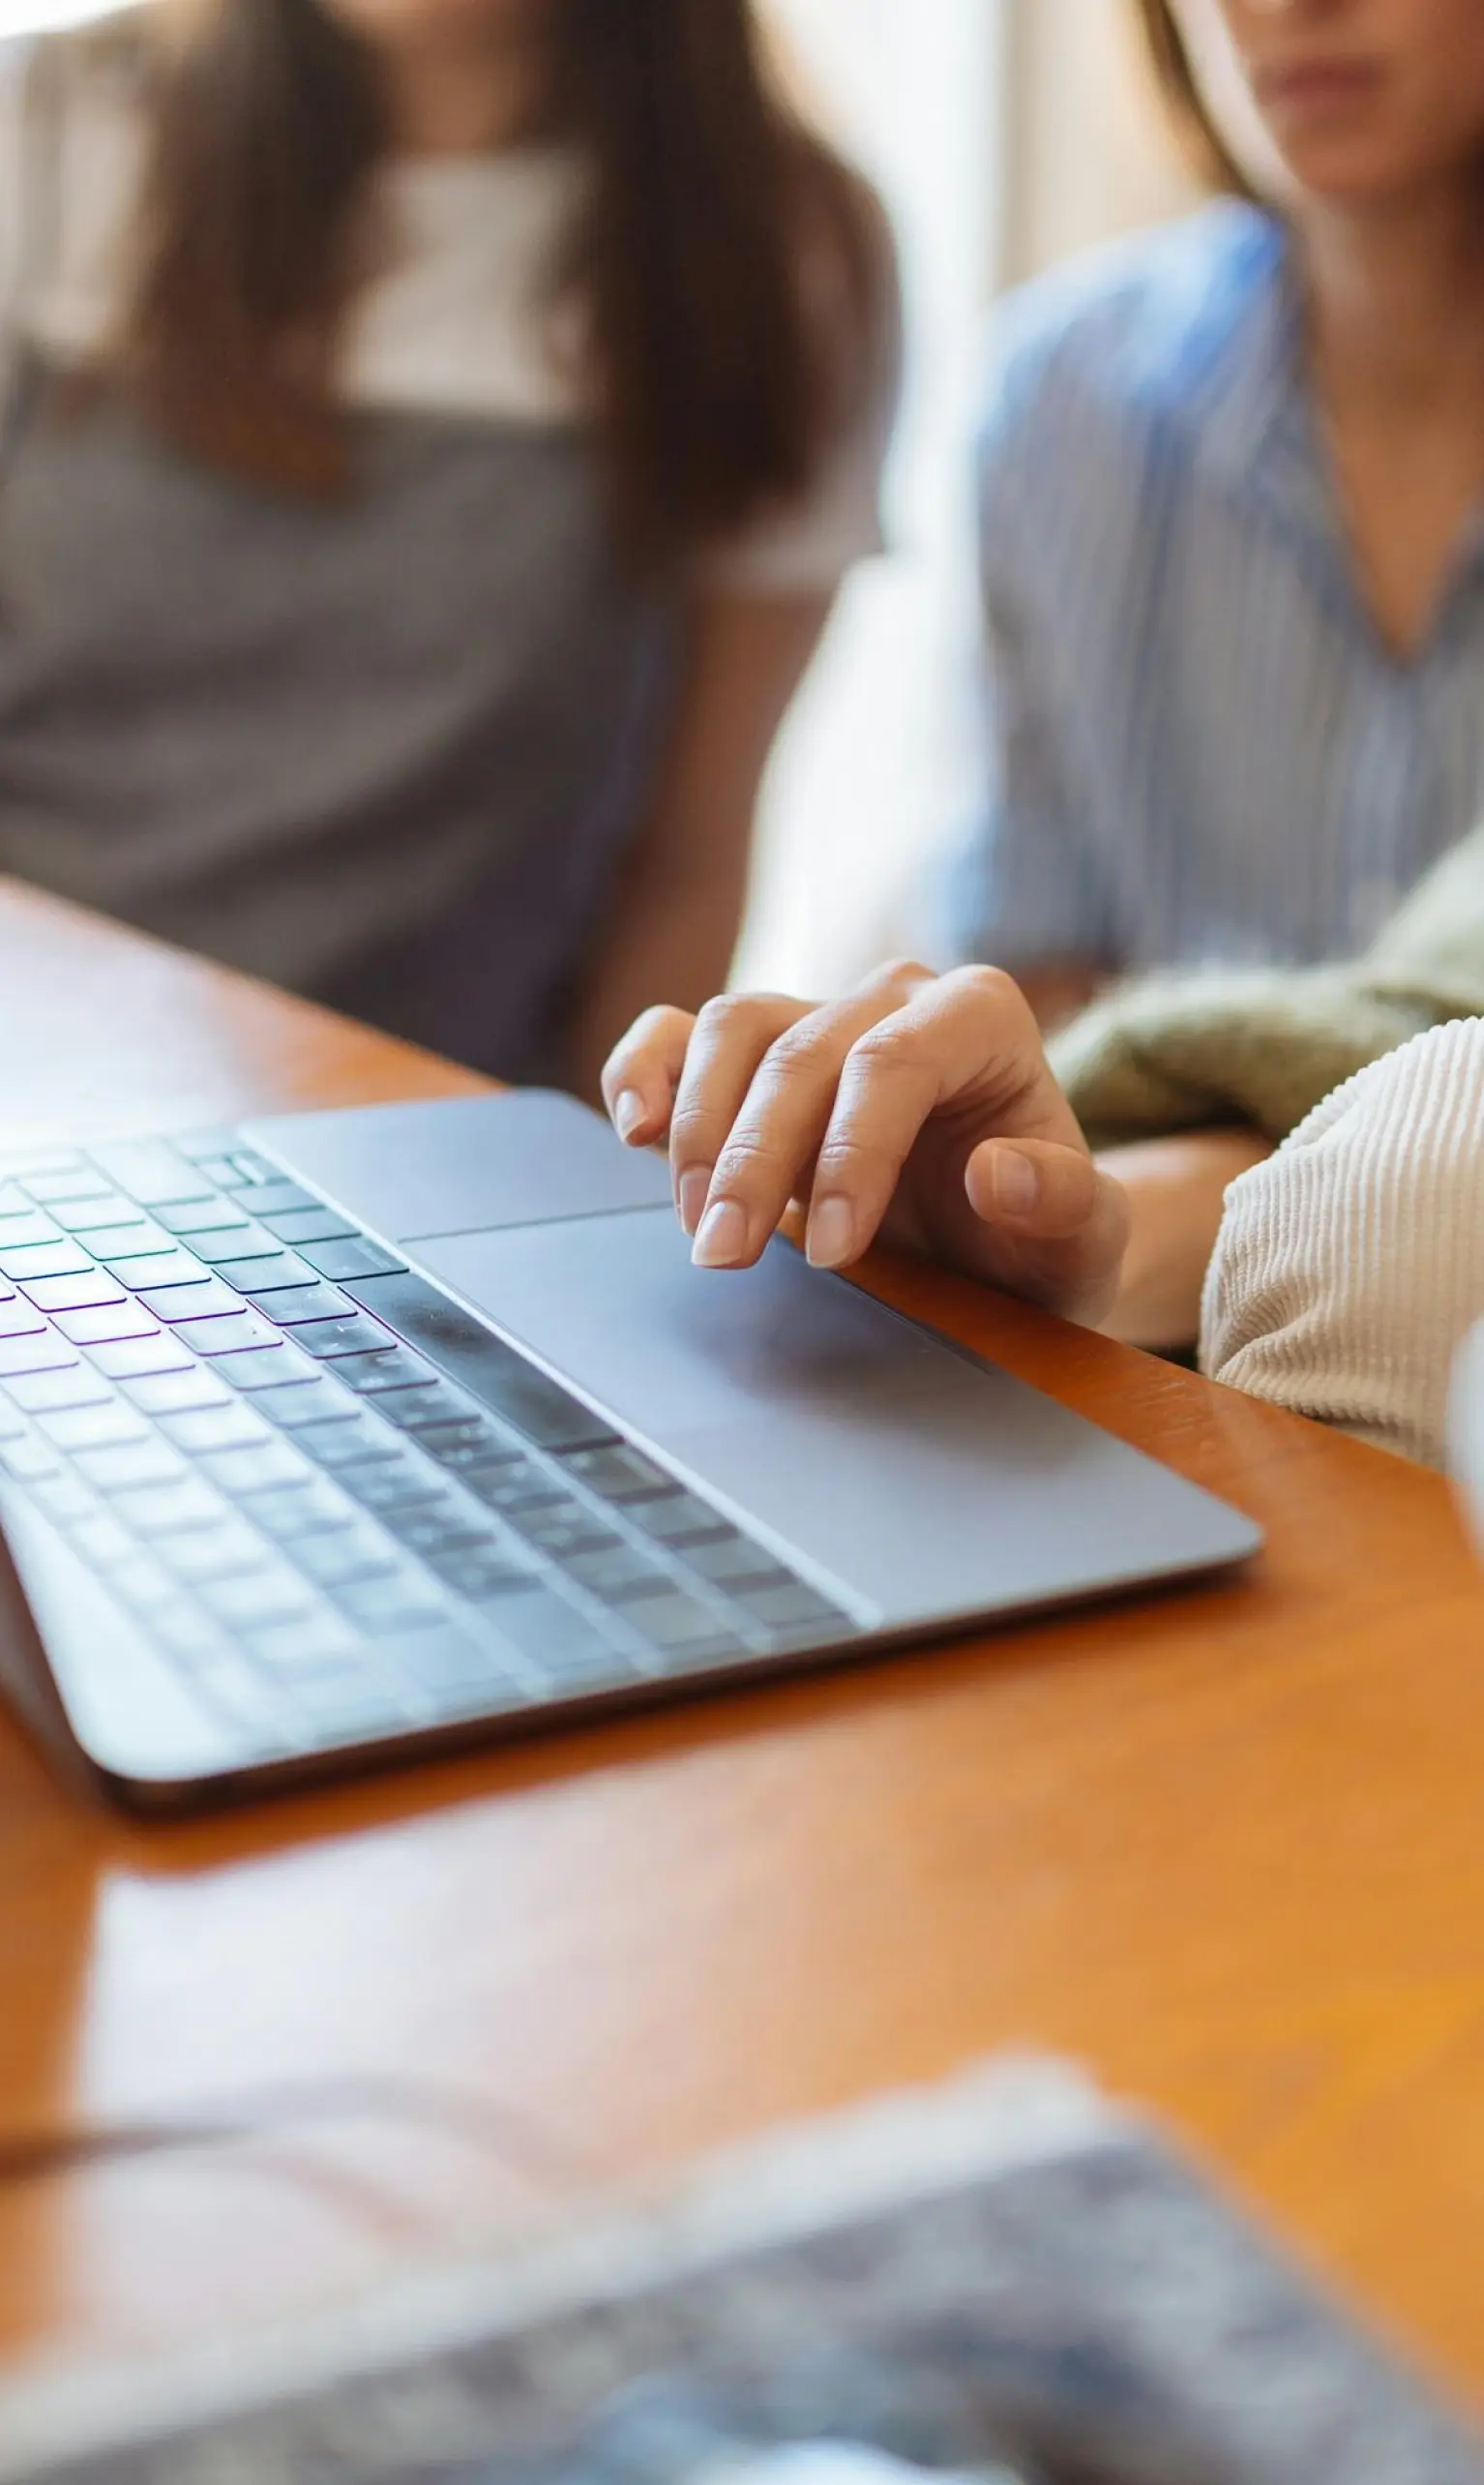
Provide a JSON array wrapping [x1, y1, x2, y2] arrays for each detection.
[[944, 0, 1484, 1025], [0, 0, 894, 1089]]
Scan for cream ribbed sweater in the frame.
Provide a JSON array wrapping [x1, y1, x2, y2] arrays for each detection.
[[1201, 1019, 1484, 1471]]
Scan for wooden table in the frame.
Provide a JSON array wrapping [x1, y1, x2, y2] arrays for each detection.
[[1, 880, 1482, 2410]]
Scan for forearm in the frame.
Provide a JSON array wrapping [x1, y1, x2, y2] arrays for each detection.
[[1096, 1129, 1275, 1352], [565, 861, 751, 1106]]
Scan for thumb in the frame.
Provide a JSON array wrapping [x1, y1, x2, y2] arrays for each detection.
[[965, 1137, 1107, 1240]]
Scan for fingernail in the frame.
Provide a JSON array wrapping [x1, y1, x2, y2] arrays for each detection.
[[992, 1149, 1039, 1216], [693, 1199, 749, 1269], [678, 1166, 711, 1238], [614, 1090, 648, 1144], [806, 1194, 856, 1271]]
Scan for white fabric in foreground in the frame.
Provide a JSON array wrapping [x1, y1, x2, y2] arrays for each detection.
[[1201, 1017, 1484, 1470]]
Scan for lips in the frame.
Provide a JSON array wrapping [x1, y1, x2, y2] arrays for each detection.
[[1254, 57, 1387, 115]]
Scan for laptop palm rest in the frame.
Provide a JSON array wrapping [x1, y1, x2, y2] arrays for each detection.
[[412, 1211, 1260, 1629]]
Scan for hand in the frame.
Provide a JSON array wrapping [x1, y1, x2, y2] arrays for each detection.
[[601, 960, 1132, 1327]]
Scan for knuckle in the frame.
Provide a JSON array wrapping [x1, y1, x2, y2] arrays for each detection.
[[711, 1137, 793, 1196], [946, 962, 1025, 1014], [867, 954, 935, 997], [694, 990, 781, 1044], [759, 1016, 840, 1080]]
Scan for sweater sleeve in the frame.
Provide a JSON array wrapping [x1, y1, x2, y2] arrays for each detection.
[[1200, 1018, 1484, 1468]]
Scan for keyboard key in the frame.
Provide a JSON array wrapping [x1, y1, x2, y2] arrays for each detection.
[[74, 1438, 188, 1494], [333, 1573, 450, 1633], [150, 1603, 237, 1665], [157, 1519, 272, 1582], [37, 1402, 152, 1453], [506, 1499, 615, 1560], [378, 1491, 490, 1552], [187, 1226, 280, 1268], [7, 1362, 112, 1416], [243, 1281, 351, 1327], [89, 1332, 199, 1383], [428, 1543, 533, 1599], [158, 1400, 274, 1456], [89, 1142, 214, 1207], [0, 1395, 26, 1441], [561, 1443, 672, 1501], [630, 1491, 729, 1549], [0, 1298, 47, 1337], [299, 1238, 409, 1284], [224, 1254, 321, 1298], [0, 1240, 90, 1284], [483, 1586, 631, 1685], [189, 1153, 249, 1188], [109, 1552, 181, 1611], [282, 1674, 408, 1742], [386, 1621, 527, 1706], [460, 1460, 564, 1516], [619, 1589, 739, 1659], [29, 1472, 99, 1528], [246, 1611, 362, 1675], [68, 1511, 137, 1569], [404, 1414, 519, 1463], [122, 1249, 222, 1296], [199, 1568, 319, 1630], [292, 1526, 400, 1590], [83, 1222, 176, 1262], [56, 1302, 161, 1346], [123, 1479, 236, 1537], [226, 1177, 317, 1216], [244, 1479, 355, 1541], [374, 1384, 483, 1434], [47, 1194, 149, 1235], [22, 1170, 113, 1209], [199, 1440, 312, 1497], [154, 1200, 256, 1240], [338, 1346, 438, 1398], [0, 1434, 63, 1482], [0, 1332, 85, 1377], [680, 1537, 789, 1592], [242, 1373, 349, 1422], [730, 1580, 850, 1636], [288, 1314, 396, 1362], [136, 1281, 252, 1326], [22, 1272, 129, 1316], [260, 1207, 359, 1246], [343, 1272, 615, 1452], [341, 1456, 449, 1513], [292, 1414, 402, 1471], [167, 1310, 283, 1359], [0, 1215, 67, 1257], [213, 1343, 318, 1392], [560, 1542, 675, 1601], [122, 1365, 234, 1418]]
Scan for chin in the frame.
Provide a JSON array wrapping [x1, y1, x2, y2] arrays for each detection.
[[1273, 139, 1455, 207]]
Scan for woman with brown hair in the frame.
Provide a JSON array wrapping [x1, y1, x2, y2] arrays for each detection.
[[942, 0, 1484, 1024], [0, 0, 894, 1090]]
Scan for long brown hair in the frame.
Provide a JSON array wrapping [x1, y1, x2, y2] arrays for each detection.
[[117, 0, 882, 567], [1128, 0, 1252, 196]]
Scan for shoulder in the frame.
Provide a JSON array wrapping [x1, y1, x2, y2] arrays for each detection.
[[976, 202, 1284, 488]]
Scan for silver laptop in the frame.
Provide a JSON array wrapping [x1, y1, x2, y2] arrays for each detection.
[[0, 1090, 1261, 1811]]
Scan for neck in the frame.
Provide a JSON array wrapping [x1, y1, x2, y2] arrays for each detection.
[[1297, 176, 1484, 417], [381, 21, 549, 157]]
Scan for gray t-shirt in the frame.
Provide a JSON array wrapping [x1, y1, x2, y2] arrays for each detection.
[[0, 24, 890, 1078]]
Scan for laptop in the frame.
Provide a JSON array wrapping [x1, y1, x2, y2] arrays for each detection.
[[0, 1089, 1261, 1811]]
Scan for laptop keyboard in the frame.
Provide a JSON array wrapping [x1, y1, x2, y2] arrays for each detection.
[[0, 1130, 856, 1762]]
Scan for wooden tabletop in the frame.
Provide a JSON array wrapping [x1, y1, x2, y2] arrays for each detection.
[[1, 880, 1482, 2412]]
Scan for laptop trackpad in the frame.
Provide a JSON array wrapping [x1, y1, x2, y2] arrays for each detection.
[[413, 1208, 1235, 1625]]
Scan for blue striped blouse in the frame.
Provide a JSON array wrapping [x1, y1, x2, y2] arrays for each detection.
[[941, 201, 1484, 973]]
